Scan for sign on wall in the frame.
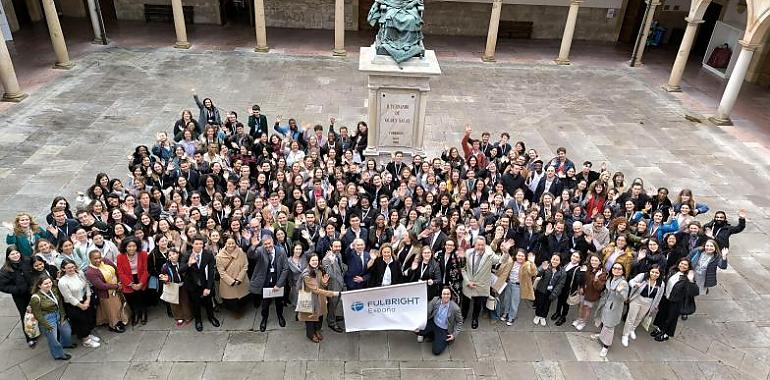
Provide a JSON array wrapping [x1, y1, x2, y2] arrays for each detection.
[[377, 90, 418, 148]]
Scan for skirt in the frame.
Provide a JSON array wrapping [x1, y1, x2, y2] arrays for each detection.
[[170, 287, 193, 321], [96, 294, 128, 327]]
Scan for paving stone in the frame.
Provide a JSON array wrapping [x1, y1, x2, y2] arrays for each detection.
[[60, 362, 130, 380], [493, 362, 537, 380], [264, 330, 319, 361], [534, 332, 577, 361], [223, 331, 267, 361], [124, 362, 173, 380], [158, 331, 229, 362], [470, 331, 506, 361]]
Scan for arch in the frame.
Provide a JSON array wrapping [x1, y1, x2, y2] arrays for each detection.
[[748, 7, 770, 44], [688, 0, 712, 20]]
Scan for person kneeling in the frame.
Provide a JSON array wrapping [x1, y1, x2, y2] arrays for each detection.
[[417, 287, 463, 355]]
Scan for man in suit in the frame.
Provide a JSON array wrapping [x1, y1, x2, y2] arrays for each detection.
[[343, 239, 371, 290], [461, 236, 501, 329], [420, 218, 447, 253], [385, 151, 408, 178], [342, 214, 368, 251], [322, 240, 347, 332], [248, 105, 269, 139], [417, 287, 463, 355], [534, 165, 562, 202], [247, 236, 289, 332], [272, 211, 296, 239], [175, 159, 200, 190], [180, 235, 220, 331]]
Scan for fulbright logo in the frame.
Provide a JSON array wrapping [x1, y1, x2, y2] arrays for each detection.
[[351, 301, 364, 312]]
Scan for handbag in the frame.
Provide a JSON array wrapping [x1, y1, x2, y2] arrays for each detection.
[[485, 296, 498, 310], [161, 282, 181, 304], [295, 280, 314, 314], [566, 268, 582, 306], [642, 314, 654, 332], [148, 276, 160, 290], [23, 304, 41, 339], [118, 291, 132, 322]]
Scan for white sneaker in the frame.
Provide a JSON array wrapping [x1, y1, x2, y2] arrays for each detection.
[[83, 338, 100, 348], [539, 318, 546, 327], [576, 322, 586, 331], [571, 320, 579, 327], [621, 335, 629, 347], [500, 316, 506, 321], [629, 331, 637, 340], [533, 316, 540, 325], [506, 320, 513, 326], [417, 335, 424, 343], [87, 334, 101, 342], [590, 333, 600, 340], [599, 347, 608, 357]]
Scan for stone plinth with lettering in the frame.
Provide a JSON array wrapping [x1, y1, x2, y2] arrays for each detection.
[[359, 45, 441, 157]]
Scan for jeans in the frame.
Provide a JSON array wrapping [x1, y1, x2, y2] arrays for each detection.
[[42, 312, 72, 359], [496, 283, 521, 322], [419, 319, 449, 355]]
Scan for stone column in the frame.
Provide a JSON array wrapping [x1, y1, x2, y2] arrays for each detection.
[[86, 0, 106, 44], [663, 17, 703, 92], [708, 41, 760, 125], [171, 0, 190, 48], [632, 0, 661, 66], [25, 0, 44, 22], [41, 0, 73, 69], [253, 0, 269, 52], [0, 40, 27, 102], [333, 0, 346, 56], [555, 0, 582, 65], [481, 0, 503, 62]]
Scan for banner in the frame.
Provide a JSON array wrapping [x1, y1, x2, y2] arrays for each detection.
[[341, 281, 428, 332]]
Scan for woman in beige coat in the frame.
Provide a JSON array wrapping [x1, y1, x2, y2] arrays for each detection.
[[216, 237, 250, 316], [298, 254, 340, 343], [494, 245, 537, 325]]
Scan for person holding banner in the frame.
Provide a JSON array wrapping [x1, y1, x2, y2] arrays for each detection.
[[461, 237, 501, 329], [417, 286, 463, 355], [298, 254, 340, 343], [368, 244, 405, 287], [321, 240, 346, 333]]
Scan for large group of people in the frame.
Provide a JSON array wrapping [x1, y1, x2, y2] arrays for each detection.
[[0, 92, 747, 360]]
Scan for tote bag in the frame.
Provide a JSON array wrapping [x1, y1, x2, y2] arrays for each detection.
[[295, 279, 314, 314], [23, 304, 40, 339], [160, 282, 181, 304]]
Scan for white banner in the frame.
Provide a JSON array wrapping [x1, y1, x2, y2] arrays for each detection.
[[341, 281, 428, 332]]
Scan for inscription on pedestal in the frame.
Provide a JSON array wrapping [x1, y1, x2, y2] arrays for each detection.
[[378, 90, 417, 147]]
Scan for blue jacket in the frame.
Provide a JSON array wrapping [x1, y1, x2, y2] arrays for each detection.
[[647, 219, 679, 242], [344, 249, 371, 290]]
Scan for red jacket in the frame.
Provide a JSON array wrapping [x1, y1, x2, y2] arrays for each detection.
[[116, 251, 149, 293]]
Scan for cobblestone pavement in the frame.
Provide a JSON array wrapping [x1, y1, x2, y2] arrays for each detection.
[[0, 48, 768, 380]]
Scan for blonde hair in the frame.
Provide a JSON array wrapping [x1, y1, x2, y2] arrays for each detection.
[[13, 213, 39, 235]]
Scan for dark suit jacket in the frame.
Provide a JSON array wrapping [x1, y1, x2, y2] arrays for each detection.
[[342, 227, 368, 251], [422, 231, 447, 253], [179, 249, 217, 291], [344, 249, 371, 290], [534, 176, 562, 201], [247, 245, 289, 294], [248, 114, 269, 138]]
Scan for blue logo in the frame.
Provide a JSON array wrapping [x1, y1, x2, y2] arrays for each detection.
[[351, 301, 364, 312]]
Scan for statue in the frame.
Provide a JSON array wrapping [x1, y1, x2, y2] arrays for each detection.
[[367, 0, 425, 64]]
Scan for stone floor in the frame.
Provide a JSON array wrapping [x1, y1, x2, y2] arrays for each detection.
[[0, 40, 769, 379]]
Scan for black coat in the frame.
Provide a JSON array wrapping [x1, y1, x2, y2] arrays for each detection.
[[0, 257, 33, 296], [702, 218, 745, 249], [667, 273, 699, 315], [536, 266, 566, 299], [368, 258, 405, 287], [179, 249, 217, 291]]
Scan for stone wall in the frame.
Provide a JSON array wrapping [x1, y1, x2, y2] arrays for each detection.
[[423, 1, 624, 41], [264, 0, 358, 30], [113, 0, 221, 24]]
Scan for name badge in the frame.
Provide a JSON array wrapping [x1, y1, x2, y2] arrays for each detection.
[[547, 285, 553, 291], [270, 267, 276, 273]]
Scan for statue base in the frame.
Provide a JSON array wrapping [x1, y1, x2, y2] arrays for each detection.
[[359, 46, 441, 159]]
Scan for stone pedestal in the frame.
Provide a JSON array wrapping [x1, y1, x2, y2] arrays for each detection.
[[359, 46, 441, 157]]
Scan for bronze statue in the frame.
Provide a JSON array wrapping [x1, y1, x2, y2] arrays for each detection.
[[367, 0, 425, 64]]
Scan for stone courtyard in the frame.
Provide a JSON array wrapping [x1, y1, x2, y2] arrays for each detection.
[[0, 47, 769, 379]]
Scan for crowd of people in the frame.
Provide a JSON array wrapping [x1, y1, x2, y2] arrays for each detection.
[[0, 92, 748, 360]]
